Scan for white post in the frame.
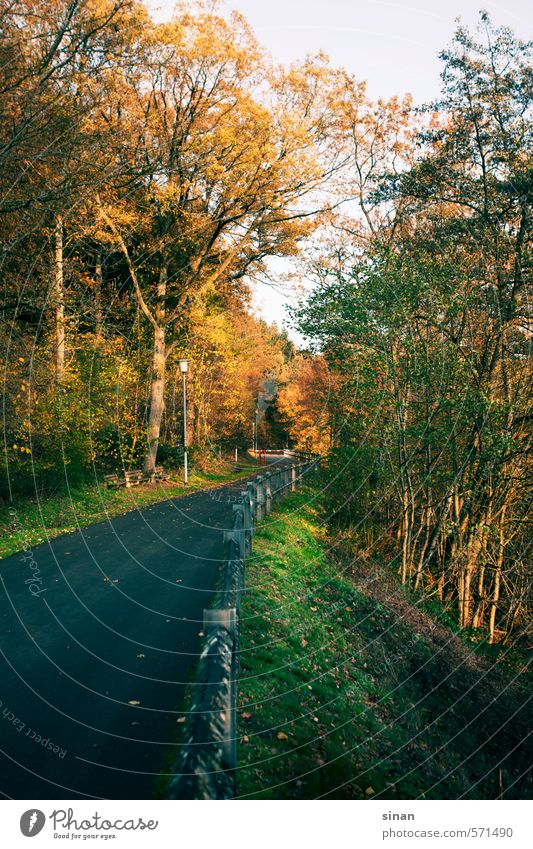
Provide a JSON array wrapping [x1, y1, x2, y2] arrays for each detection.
[[183, 372, 188, 483], [180, 364, 189, 484]]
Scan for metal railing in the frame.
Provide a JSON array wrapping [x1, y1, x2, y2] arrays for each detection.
[[167, 451, 321, 799]]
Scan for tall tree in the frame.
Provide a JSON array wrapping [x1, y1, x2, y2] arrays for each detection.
[[292, 16, 532, 641], [97, 4, 341, 472]]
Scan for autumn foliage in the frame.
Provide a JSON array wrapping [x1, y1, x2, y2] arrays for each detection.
[[0, 4, 530, 647]]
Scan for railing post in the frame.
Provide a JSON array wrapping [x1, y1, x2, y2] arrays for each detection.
[[247, 481, 257, 519], [264, 472, 272, 513], [203, 607, 237, 772], [272, 470, 280, 503], [293, 464, 300, 489], [291, 464, 297, 492], [255, 476, 265, 521], [231, 503, 246, 556], [240, 489, 254, 553]]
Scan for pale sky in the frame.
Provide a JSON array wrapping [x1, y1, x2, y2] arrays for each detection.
[[146, 0, 532, 334]]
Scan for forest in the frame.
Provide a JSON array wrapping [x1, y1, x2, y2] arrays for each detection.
[[1, 0, 531, 652]]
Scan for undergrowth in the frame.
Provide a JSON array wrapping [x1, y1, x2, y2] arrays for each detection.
[[237, 488, 531, 800]]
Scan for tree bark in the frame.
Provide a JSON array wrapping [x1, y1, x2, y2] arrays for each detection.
[[144, 262, 167, 475], [489, 505, 506, 644], [144, 323, 166, 475], [95, 249, 104, 341], [54, 214, 65, 382]]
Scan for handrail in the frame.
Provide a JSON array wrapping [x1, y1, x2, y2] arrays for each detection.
[[167, 452, 321, 799]]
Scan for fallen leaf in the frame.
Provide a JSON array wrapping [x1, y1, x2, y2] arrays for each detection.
[[241, 711, 252, 719], [365, 787, 375, 796], [176, 717, 186, 724], [277, 731, 288, 740], [128, 700, 141, 706]]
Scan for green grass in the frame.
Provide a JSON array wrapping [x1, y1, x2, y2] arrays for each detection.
[[237, 490, 396, 799], [236, 488, 532, 800], [0, 459, 260, 560]]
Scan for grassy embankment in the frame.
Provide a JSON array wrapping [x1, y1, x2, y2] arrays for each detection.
[[237, 488, 531, 800], [0, 456, 260, 560]]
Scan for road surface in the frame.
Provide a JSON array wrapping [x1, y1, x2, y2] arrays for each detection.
[[0, 456, 288, 799]]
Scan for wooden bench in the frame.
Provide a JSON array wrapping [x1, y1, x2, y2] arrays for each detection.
[[104, 466, 167, 489]]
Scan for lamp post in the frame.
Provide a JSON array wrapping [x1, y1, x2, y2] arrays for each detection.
[[179, 359, 189, 484]]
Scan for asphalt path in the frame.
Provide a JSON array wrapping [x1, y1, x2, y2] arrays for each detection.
[[0, 455, 288, 799]]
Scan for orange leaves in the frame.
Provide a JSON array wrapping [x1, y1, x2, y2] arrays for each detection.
[[277, 354, 333, 454]]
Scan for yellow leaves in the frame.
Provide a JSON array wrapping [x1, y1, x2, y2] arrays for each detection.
[[96, 200, 138, 238], [277, 354, 332, 454]]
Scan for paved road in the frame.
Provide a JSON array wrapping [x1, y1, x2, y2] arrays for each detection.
[[0, 456, 287, 799]]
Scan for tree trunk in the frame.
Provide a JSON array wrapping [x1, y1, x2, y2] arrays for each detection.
[[54, 214, 65, 382], [95, 249, 104, 341], [472, 564, 486, 628], [463, 562, 474, 629], [489, 506, 507, 644], [414, 498, 431, 591], [415, 340, 433, 592], [144, 262, 168, 474], [400, 485, 411, 585], [461, 530, 483, 628], [144, 323, 166, 475]]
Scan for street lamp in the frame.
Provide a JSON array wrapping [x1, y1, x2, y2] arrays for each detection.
[[179, 359, 189, 484]]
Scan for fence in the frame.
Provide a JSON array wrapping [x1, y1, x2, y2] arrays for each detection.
[[167, 450, 321, 799]]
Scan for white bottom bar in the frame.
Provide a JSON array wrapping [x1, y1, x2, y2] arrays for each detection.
[[2, 800, 531, 848]]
